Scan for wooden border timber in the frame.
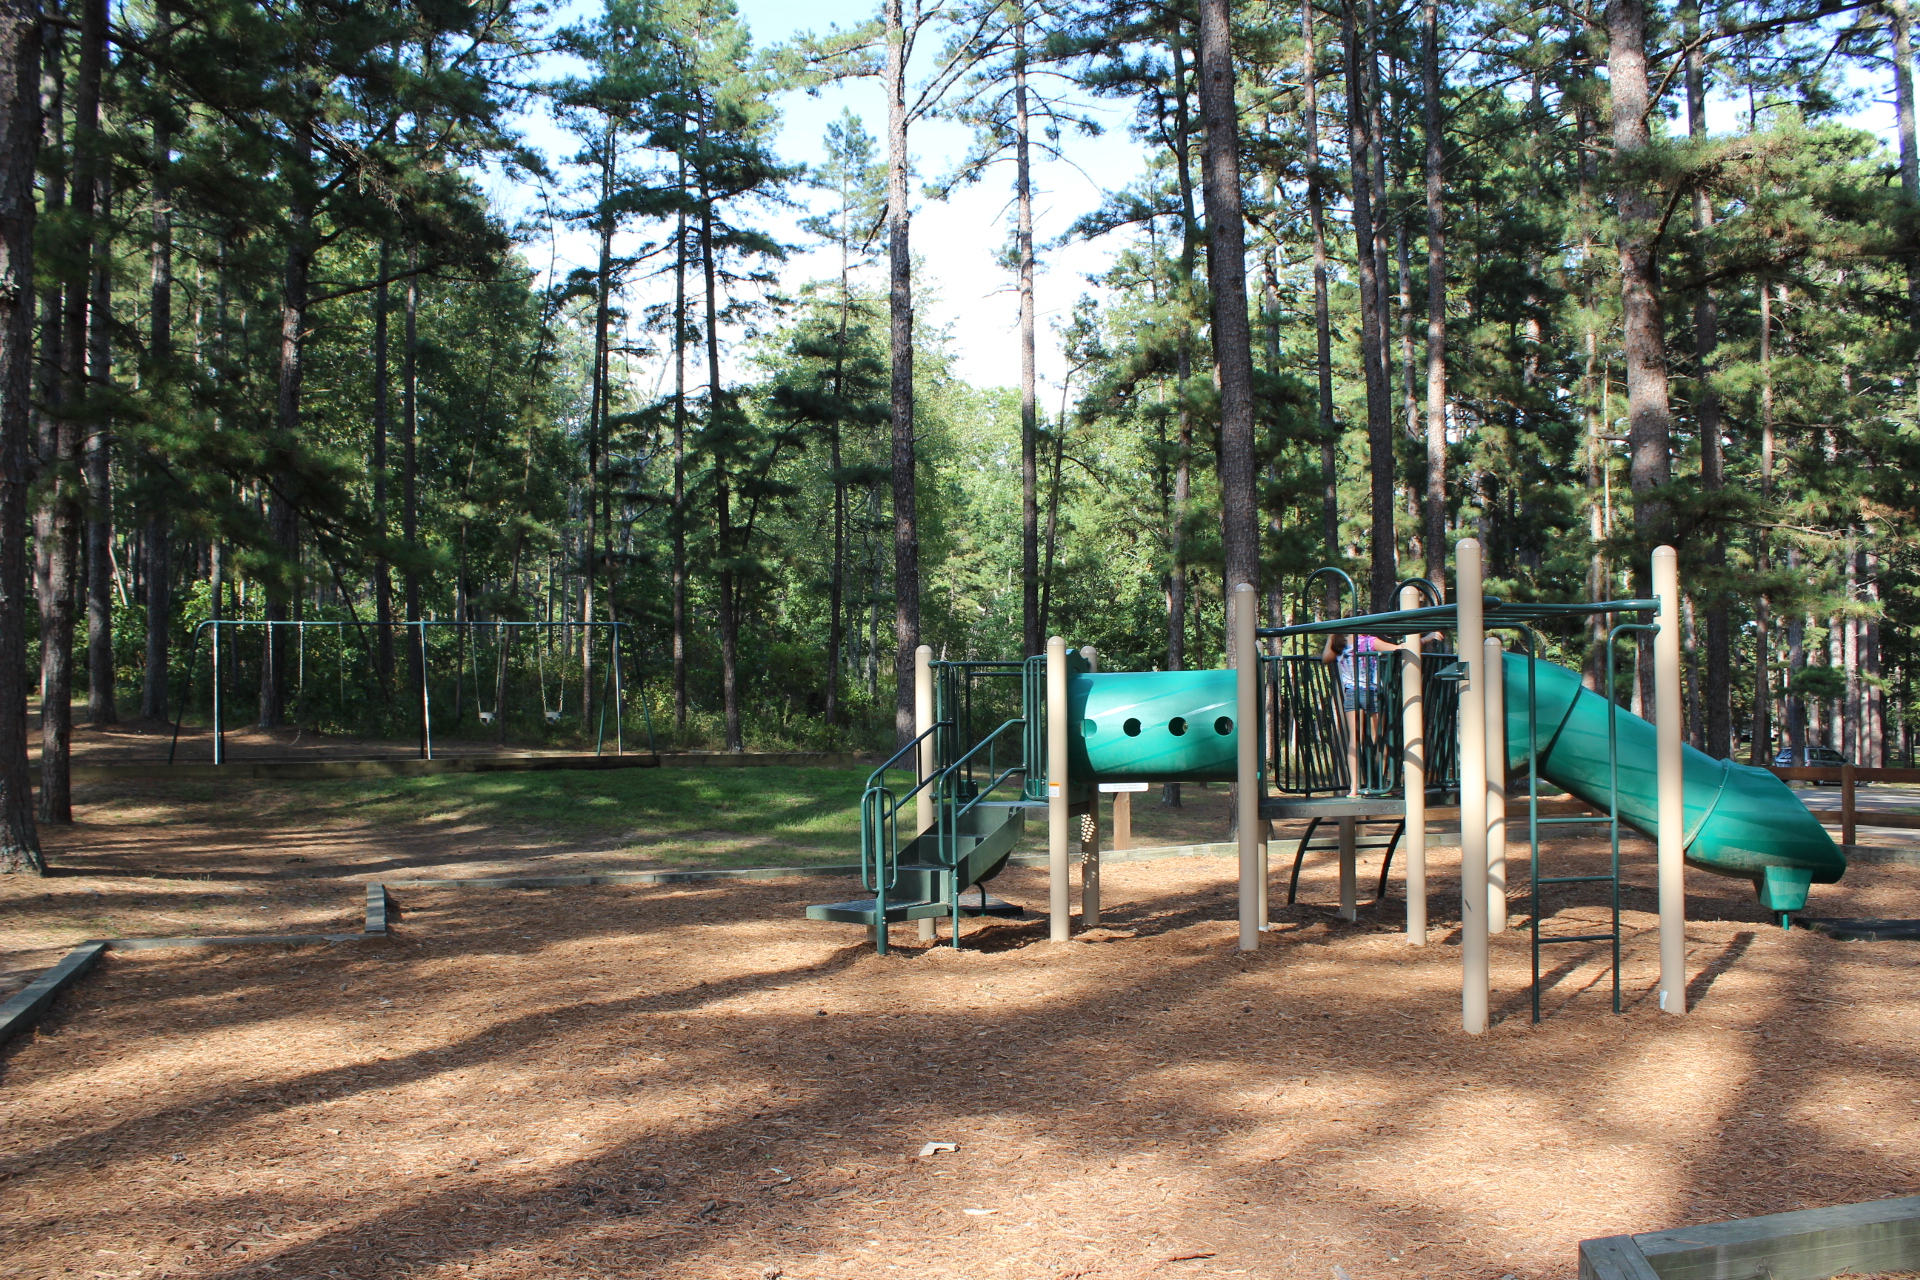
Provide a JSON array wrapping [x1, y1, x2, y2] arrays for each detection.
[[73, 750, 866, 782], [1580, 1195, 1920, 1280], [0, 886, 396, 1049], [1767, 765, 1920, 847]]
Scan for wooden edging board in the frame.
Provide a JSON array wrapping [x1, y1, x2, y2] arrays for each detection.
[[1579, 1195, 1920, 1280], [0, 886, 396, 1049], [72, 750, 864, 781]]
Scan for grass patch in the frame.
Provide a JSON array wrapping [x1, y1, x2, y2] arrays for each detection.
[[77, 766, 922, 864]]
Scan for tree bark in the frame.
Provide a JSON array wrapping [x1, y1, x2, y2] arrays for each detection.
[[1684, 3, 1730, 758], [0, 0, 43, 872], [698, 137, 741, 752], [142, 67, 173, 723], [1749, 272, 1775, 765], [1017, 14, 1040, 661], [260, 111, 313, 731], [401, 243, 422, 731], [1342, 0, 1395, 610], [84, 164, 112, 725], [371, 240, 394, 692], [1421, 0, 1448, 592], [1892, 1, 1919, 305], [1607, 0, 1673, 553], [582, 131, 615, 738], [41, 0, 104, 820], [1196, 0, 1259, 602], [671, 151, 689, 730], [1304, 0, 1337, 562], [885, 0, 918, 746]]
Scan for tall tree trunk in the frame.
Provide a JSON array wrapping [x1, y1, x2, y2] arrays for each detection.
[[0, 0, 43, 872], [402, 244, 421, 731], [1893, 0, 1919, 309], [1607, 0, 1673, 553], [1422, 0, 1448, 592], [84, 165, 112, 724], [41, 0, 104, 820], [1017, 14, 1040, 660], [1304, 0, 1337, 562], [260, 113, 313, 732], [884, 0, 918, 746], [1166, 28, 1198, 719], [698, 146, 740, 752], [671, 151, 689, 730], [1343, 0, 1395, 609], [142, 71, 173, 723], [1684, 1, 1730, 758], [582, 133, 615, 738], [1748, 272, 1775, 766], [371, 241, 394, 692], [825, 204, 854, 728], [1196, 0, 1259, 602]]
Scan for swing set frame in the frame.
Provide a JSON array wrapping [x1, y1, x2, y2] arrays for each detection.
[[167, 620, 652, 764]]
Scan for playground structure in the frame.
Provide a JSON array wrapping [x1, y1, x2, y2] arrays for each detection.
[[808, 540, 1848, 1034], [165, 620, 653, 763]]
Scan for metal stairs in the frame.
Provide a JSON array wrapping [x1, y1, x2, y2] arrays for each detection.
[[805, 801, 1029, 926]]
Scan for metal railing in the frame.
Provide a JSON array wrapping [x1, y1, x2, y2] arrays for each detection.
[[1265, 650, 1460, 796]]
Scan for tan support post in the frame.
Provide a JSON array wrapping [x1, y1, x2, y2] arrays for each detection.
[[1048, 636, 1070, 942], [1234, 583, 1261, 951], [1484, 635, 1508, 933], [916, 645, 935, 834], [1458, 539, 1489, 1035], [1653, 546, 1687, 1014], [916, 645, 937, 942], [1081, 646, 1101, 926], [1400, 583, 1426, 945], [1113, 791, 1132, 850], [1841, 762, 1856, 848]]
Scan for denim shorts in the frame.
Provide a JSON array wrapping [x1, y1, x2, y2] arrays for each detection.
[[1343, 686, 1382, 713]]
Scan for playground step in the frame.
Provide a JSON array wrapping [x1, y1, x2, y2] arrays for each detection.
[[804, 895, 1026, 927]]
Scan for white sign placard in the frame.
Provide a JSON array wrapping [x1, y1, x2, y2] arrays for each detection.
[[1099, 782, 1150, 793]]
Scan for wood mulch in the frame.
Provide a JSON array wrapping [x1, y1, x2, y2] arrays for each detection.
[[2, 827, 1917, 1280]]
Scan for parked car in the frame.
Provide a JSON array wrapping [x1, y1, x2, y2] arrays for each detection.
[[1771, 745, 1856, 784]]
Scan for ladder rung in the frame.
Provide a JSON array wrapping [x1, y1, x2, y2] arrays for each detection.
[[1537, 932, 1616, 944], [1533, 817, 1610, 826], [1537, 874, 1614, 884]]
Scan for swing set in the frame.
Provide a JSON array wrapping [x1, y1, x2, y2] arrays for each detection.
[[167, 620, 656, 764]]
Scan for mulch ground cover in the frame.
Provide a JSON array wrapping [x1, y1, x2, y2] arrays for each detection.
[[2, 824, 1916, 1280]]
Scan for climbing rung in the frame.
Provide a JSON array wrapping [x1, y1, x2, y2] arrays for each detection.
[[1300, 840, 1397, 853], [1538, 874, 1614, 884], [1538, 932, 1616, 945], [1534, 816, 1609, 826]]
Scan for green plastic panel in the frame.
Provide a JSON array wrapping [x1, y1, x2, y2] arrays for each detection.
[[1496, 652, 1845, 893], [1068, 670, 1248, 783]]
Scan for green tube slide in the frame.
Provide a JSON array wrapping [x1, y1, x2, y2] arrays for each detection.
[[1496, 651, 1845, 912]]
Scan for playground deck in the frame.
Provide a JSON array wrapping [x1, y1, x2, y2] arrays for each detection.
[[2, 815, 1917, 1280]]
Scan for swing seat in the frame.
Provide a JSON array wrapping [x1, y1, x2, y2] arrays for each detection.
[[545, 710, 563, 725], [478, 711, 495, 725]]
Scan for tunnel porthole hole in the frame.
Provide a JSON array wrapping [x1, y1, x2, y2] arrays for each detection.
[[1123, 717, 1142, 737], [1082, 719, 1097, 737], [1215, 716, 1234, 736], [1168, 717, 1188, 736]]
